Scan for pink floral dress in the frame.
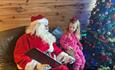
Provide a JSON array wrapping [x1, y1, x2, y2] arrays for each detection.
[[60, 32, 85, 70]]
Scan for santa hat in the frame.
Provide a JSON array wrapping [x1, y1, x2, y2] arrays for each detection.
[[31, 15, 48, 25], [26, 15, 48, 34]]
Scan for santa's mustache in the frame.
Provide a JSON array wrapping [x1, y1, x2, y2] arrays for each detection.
[[36, 28, 56, 44]]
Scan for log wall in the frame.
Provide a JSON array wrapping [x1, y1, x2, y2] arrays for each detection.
[[0, 0, 96, 32]]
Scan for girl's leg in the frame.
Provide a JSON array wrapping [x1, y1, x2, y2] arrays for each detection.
[[72, 52, 82, 70], [72, 64, 81, 70], [78, 50, 86, 70]]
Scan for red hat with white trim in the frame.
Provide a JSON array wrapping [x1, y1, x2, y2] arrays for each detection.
[[31, 15, 48, 25]]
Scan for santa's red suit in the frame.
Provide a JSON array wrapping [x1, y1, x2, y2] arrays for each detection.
[[14, 15, 75, 70], [14, 34, 69, 70]]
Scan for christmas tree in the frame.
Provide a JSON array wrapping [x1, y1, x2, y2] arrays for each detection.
[[81, 0, 115, 70]]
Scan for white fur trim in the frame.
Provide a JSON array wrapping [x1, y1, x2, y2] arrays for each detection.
[[25, 60, 39, 70], [26, 18, 48, 34], [36, 18, 48, 25], [47, 43, 54, 53]]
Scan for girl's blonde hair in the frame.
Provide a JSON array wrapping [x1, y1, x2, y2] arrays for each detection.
[[74, 20, 81, 40], [69, 16, 81, 40]]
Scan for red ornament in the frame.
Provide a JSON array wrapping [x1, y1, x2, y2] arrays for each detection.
[[99, 35, 109, 43], [100, 53, 109, 62]]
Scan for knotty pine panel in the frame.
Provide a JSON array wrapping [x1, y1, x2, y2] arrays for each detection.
[[0, 0, 95, 32]]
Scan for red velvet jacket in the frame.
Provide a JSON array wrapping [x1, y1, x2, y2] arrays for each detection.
[[14, 34, 62, 69]]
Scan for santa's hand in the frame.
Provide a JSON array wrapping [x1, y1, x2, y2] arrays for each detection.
[[57, 52, 75, 64], [68, 56, 75, 64], [60, 53, 75, 64], [61, 55, 70, 64], [62, 56, 75, 64], [37, 64, 51, 70]]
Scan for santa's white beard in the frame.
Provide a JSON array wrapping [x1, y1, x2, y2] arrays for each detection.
[[36, 31, 56, 44], [35, 24, 56, 47]]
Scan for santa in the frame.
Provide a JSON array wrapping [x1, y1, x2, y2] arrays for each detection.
[[14, 15, 75, 70]]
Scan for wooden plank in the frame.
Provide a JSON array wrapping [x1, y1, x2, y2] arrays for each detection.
[[0, 0, 95, 31], [0, 1, 86, 7], [0, 23, 28, 32], [0, 7, 83, 16]]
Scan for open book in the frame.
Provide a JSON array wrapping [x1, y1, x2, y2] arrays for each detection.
[[25, 48, 62, 68]]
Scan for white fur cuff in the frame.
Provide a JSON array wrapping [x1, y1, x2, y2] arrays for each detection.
[[36, 18, 48, 25]]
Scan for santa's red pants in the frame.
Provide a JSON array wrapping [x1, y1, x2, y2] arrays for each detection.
[[52, 65, 69, 70]]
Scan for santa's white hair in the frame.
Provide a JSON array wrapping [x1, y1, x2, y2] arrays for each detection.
[[26, 20, 56, 52]]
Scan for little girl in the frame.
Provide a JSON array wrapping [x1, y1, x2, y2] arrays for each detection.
[[60, 16, 85, 70]]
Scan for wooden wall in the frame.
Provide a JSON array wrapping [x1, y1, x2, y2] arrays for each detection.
[[0, 0, 96, 32]]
